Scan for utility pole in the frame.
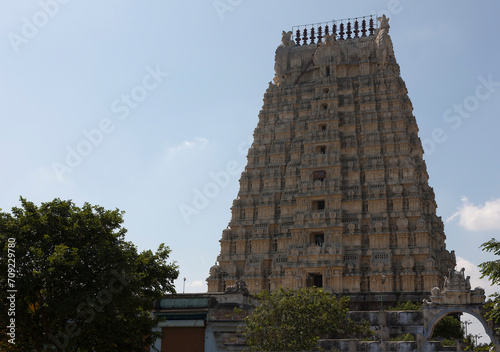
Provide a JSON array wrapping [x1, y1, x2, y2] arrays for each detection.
[[183, 277, 186, 293], [462, 320, 471, 336], [474, 334, 481, 346]]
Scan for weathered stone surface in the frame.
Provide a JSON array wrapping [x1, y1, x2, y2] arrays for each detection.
[[153, 290, 496, 351], [207, 16, 456, 299], [424, 267, 485, 306]]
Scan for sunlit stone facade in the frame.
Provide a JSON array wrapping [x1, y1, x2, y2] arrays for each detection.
[[207, 16, 455, 297]]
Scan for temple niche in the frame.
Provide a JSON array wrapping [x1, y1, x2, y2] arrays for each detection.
[[207, 15, 456, 306]]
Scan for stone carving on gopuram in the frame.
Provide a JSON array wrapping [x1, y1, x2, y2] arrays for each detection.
[[207, 15, 456, 306], [420, 268, 499, 350], [423, 268, 484, 306]]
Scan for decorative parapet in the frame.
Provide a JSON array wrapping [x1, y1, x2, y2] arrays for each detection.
[[274, 15, 395, 87], [423, 267, 485, 306], [420, 268, 497, 351]]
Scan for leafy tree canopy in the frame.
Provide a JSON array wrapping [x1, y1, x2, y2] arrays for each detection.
[[0, 197, 179, 351], [432, 315, 464, 340], [242, 287, 371, 352], [479, 238, 500, 331]]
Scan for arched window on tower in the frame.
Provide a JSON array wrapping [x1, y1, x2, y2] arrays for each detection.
[[315, 233, 324, 246], [310, 232, 324, 246]]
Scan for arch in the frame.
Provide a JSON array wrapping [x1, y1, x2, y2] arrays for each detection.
[[421, 305, 499, 351]]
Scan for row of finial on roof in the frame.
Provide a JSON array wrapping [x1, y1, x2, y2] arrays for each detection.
[[292, 15, 379, 46]]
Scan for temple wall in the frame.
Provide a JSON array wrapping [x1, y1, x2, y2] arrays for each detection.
[[152, 291, 472, 352]]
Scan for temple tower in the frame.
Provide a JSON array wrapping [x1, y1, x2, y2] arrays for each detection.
[[207, 15, 455, 304]]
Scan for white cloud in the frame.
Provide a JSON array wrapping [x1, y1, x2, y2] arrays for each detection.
[[456, 256, 499, 297], [447, 197, 500, 231], [174, 278, 207, 293], [164, 137, 211, 159], [185, 280, 206, 293]]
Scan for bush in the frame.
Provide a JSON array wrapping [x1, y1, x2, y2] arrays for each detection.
[[389, 333, 415, 341], [441, 338, 457, 347], [386, 301, 423, 311]]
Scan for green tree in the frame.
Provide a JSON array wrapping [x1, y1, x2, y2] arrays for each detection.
[[479, 238, 500, 332], [242, 287, 371, 352], [387, 301, 423, 311], [0, 197, 179, 351], [432, 315, 464, 340]]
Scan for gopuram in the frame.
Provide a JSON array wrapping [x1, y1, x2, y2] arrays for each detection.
[[206, 15, 456, 308]]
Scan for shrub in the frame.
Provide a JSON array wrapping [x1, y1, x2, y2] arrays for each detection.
[[386, 301, 423, 311], [389, 333, 415, 341]]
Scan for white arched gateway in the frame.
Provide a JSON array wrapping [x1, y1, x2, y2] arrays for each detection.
[[419, 268, 500, 351]]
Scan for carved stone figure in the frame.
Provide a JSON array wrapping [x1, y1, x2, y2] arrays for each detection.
[[225, 279, 249, 296], [396, 217, 408, 231], [378, 14, 390, 31], [443, 267, 471, 291], [324, 33, 336, 45], [375, 15, 394, 69], [402, 255, 414, 269], [280, 31, 295, 47], [348, 223, 355, 234], [274, 32, 295, 85]]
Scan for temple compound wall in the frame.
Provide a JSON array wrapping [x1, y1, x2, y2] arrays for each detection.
[[153, 269, 499, 351], [207, 15, 455, 306]]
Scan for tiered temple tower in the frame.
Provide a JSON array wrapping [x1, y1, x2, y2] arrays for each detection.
[[207, 15, 455, 305]]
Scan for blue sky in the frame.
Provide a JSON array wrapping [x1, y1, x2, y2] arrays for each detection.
[[1, 0, 500, 311]]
